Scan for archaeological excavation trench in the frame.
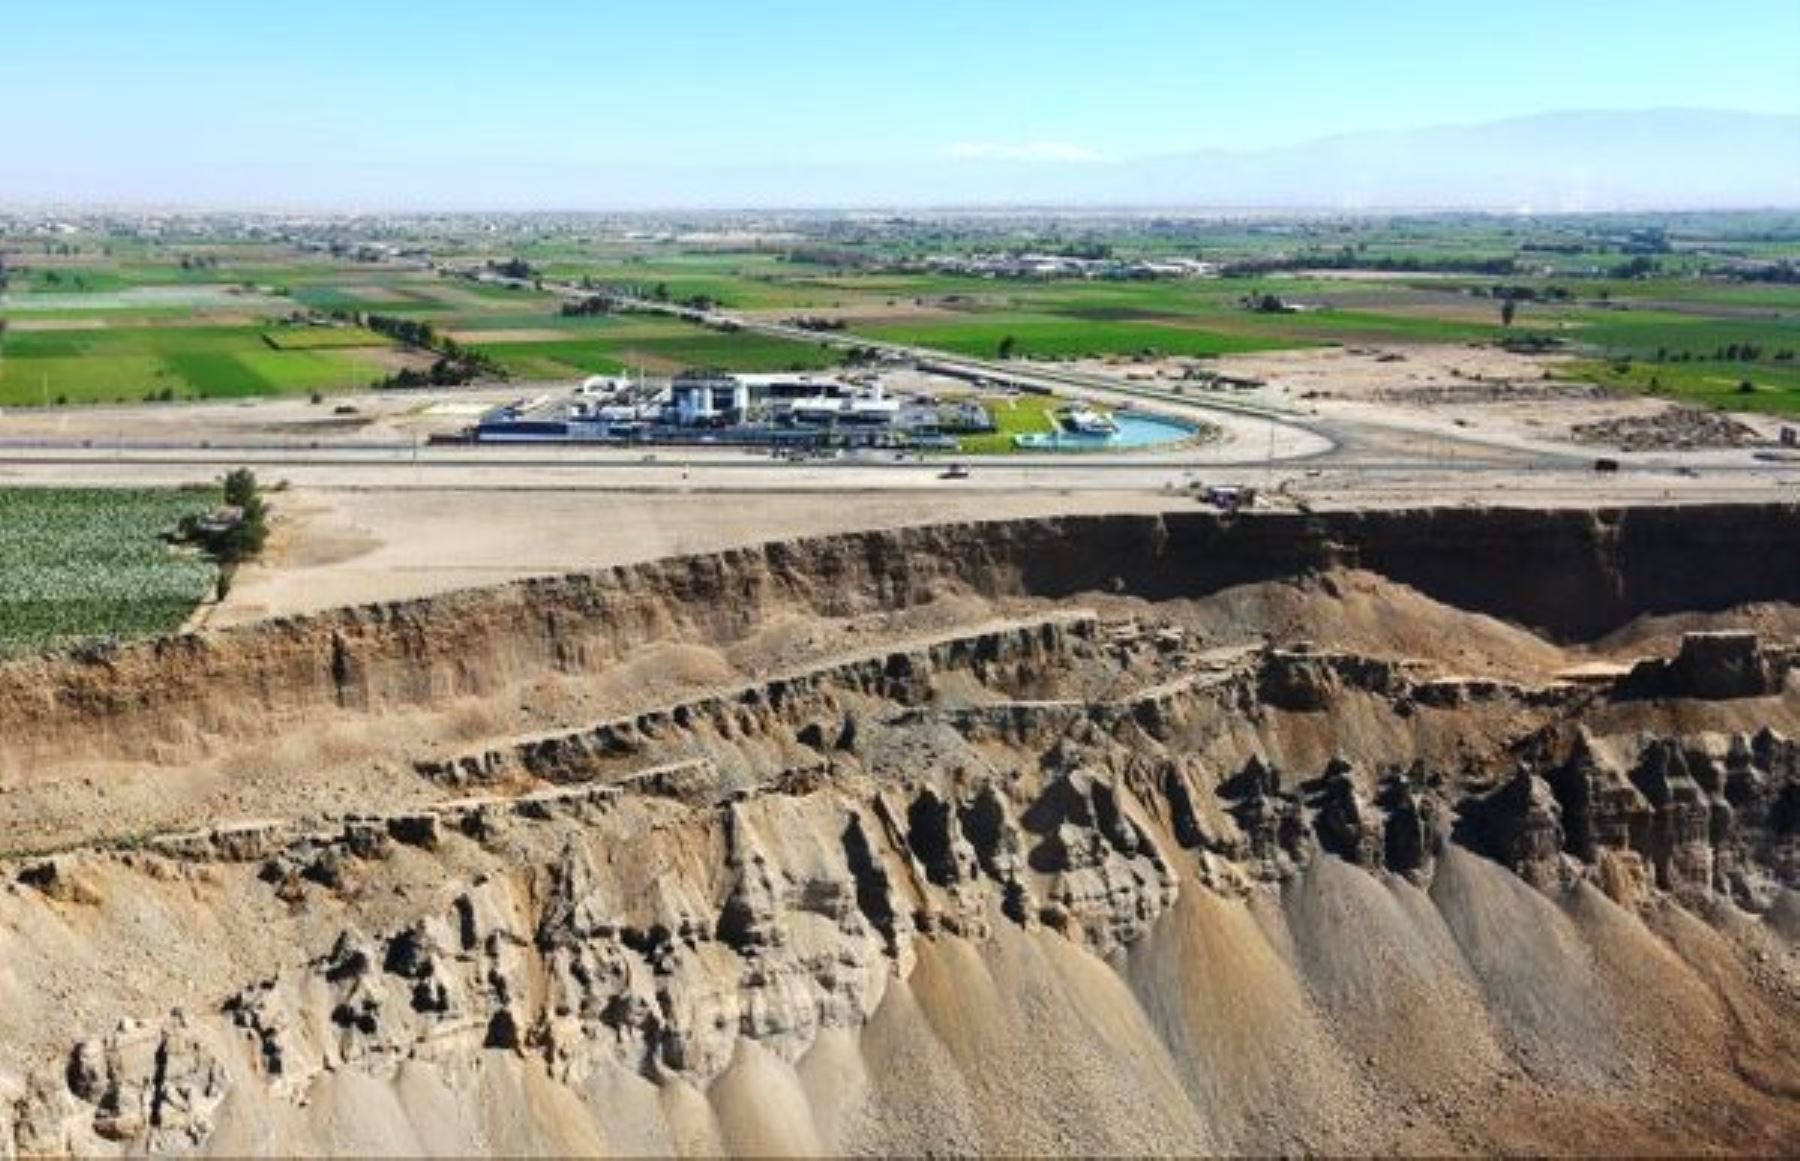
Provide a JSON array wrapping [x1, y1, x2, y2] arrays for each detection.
[[2, 505, 1798, 1154]]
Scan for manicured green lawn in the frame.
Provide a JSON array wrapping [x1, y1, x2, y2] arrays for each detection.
[[955, 393, 1061, 454]]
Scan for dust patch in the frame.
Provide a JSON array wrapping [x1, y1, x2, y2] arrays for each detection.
[[444, 328, 570, 344], [2, 317, 107, 332]]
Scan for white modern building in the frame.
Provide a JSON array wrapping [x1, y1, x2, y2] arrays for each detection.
[[669, 372, 750, 426]]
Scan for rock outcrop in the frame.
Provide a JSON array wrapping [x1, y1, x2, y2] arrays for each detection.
[[1623, 630, 1792, 700]]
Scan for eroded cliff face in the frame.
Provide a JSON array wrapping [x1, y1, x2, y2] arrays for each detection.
[[7, 505, 1800, 766], [2, 507, 1798, 1155]]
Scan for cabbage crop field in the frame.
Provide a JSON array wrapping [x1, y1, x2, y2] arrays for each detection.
[[0, 487, 220, 655]]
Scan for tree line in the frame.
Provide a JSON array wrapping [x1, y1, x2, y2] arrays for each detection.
[[321, 309, 504, 388]]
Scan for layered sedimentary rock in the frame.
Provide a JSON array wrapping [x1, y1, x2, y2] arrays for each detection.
[[7, 504, 1800, 764], [2, 507, 1798, 1155]]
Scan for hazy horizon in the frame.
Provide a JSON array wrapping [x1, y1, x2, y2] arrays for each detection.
[[6, 0, 1799, 211]]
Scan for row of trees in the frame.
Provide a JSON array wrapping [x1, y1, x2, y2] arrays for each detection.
[[1226, 249, 1519, 277], [1474, 284, 1575, 303], [486, 256, 536, 281], [560, 294, 618, 317], [1728, 261, 1800, 285], [1240, 292, 1296, 314], [1608, 255, 1660, 279], [788, 316, 847, 332], [378, 355, 501, 389], [326, 310, 503, 388], [1652, 344, 1795, 364], [33, 269, 96, 289], [360, 311, 439, 348]]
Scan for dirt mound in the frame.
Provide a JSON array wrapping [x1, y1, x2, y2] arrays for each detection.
[[1371, 380, 1608, 405], [1156, 567, 1570, 681], [1571, 405, 1766, 451]]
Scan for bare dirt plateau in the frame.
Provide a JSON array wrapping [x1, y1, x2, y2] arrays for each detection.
[[1197, 343, 1790, 452], [204, 489, 1183, 628], [1, 506, 1797, 1156]]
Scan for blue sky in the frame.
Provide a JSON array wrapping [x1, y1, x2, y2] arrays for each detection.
[[5, 0, 1798, 207]]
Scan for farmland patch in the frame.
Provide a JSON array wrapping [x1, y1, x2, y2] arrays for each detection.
[[0, 487, 221, 654]]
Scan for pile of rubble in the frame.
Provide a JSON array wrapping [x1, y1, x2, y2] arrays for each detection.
[[1571, 405, 1765, 451]]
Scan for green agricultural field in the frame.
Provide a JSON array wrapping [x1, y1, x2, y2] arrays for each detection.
[[474, 341, 626, 379], [1560, 358, 1800, 413], [0, 241, 850, 400], [236, 348, 393, 394], [618, 331, 843, 371], [1540, 306, 1800, 412], [471, 321, 843, 378], [1561, 310, 1800, 360], [829, 272, 1508, 355], [0, 285, 290, 313], [0, 324, 393, 404], [261, 325, 393, 350], [1227, 308, 1501, 345], [7, 269, 135, 295], [289, 284, 449, 314], [436, 311, 641, 334], [0, 353, 170, 405], [860, 314, 1295, 360], [0, 487, 220, 655], [529, 252, 829, 310]]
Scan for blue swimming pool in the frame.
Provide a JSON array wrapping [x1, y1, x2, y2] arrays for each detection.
[[1012, 411, 1197, 451]]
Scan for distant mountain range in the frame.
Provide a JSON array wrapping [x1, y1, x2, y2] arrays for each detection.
[[8, 109, 1795, 212], [1079, 109, 1800, 211], [607, 108, 1800, 212]]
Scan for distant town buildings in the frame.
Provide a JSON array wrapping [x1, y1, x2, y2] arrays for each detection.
[[901, 252, 1219, 281]]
